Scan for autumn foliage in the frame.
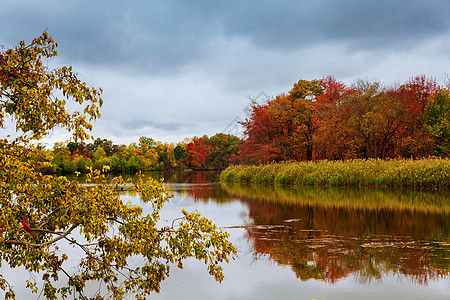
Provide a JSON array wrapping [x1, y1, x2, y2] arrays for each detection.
[[38, 132, 241, 175], [0, 32, 236, 299], [236, 76, 449, 164]]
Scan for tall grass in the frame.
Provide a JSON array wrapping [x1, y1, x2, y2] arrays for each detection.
[[220, 158, 450, 189]]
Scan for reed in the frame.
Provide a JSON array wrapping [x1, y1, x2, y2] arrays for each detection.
[[220, 158, 450, 189]]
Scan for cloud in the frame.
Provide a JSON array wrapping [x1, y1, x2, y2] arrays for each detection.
[[221, 0, 450, 49], [1, 0, 450, 145], [3, 0, 449, 75], [122, 119, 188, 132]]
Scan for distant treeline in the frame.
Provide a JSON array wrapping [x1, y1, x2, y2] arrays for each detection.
[[39, 133, 240, 174]]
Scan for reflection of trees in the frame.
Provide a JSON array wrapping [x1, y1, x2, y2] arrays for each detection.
[[230, 185, 450, 285], [247, 218, 449, 285], [159, 171, 231, 202], [221, 183, 450, 213], [160, 171, 221, 184], [239, 194, 449, 238], [76, 173, 450, 285]]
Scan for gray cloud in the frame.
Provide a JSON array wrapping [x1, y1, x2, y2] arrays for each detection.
[[222, 0, 450, 48], [1, 0, 450, 145], [3, 0, 448, 74], [122, 119, 189, 132]]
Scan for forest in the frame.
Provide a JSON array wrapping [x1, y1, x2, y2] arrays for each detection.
[[236, 75, 450, 164], [45, 74, 450, 174]]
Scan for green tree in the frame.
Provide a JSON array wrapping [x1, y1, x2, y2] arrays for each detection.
[[206, 133, 240, 169], [90, 138, 117, 156], [0, 32, 235, 299], [138, 136, 155, 151], [67, 141, 77, 155], [424, 89, 450, 155], [91, 146, 107, 161], [51, 142, 76, 174]]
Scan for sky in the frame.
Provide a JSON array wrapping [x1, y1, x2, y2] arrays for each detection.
[[1, 0, 450, 146]]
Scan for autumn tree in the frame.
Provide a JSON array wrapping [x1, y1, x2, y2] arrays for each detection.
[[0, 33, 235, 299], [313, 76, 356, 160], [238, 79, 322, 163], [237, 75, 446, 163], [424, 89, 450, 155], [88, 138, 118, 157], [185, 136, 213, 169], [396, 75, 440, 157], [339, 80, 416, 159], [288, 79, 323, 160], [237, 99, 279, 164], [138, 136, 155, 151], [206, 133, 240, 169]]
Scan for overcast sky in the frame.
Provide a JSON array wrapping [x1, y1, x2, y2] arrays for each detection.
[[1, 0, 449, 145]]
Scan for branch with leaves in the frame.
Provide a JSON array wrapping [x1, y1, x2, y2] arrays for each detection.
[[0, 32, 236, 300]]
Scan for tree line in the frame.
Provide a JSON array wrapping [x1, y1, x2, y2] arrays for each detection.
[[235, 75, 450, 164], [44, 74, 450, 173], [42, 133, 240, 174]]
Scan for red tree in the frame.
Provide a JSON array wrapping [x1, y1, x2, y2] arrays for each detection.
[[185, 136, 213, 169]]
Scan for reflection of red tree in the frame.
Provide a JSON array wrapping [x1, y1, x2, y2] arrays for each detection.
[[186, 184, 214, 201], [163, 170, 220, 184], [314, 251, 351, 284], [398, 250, 439, 285]]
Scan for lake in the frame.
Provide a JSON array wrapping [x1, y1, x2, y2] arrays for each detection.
[[1, 171, 449, 299], [149, 171, 450, 300]]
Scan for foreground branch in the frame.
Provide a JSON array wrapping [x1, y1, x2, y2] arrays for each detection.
[[4, 224, 79, 247]]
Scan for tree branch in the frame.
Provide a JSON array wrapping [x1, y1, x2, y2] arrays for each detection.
[[4, 224, 78, 247]]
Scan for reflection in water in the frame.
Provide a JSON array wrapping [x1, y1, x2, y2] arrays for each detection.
[[220, 182, 450, 286], [245, 218, 449, 285], [221, 182, 450, 213], [71, 171, 450, 289], [161, 171, 231, 203], [224, 186, 450, 284]]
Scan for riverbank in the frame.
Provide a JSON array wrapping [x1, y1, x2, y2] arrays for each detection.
[[220, 158, 450, 189]]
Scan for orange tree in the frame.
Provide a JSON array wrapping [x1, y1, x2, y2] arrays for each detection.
[[238, 79, 322, 163], [0, 33, 235, 299]]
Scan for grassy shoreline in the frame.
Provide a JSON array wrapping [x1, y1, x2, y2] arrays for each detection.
[[220, 158, 450, 189]]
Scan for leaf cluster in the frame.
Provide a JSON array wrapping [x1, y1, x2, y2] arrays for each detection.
[[0, 32, 102, 141]]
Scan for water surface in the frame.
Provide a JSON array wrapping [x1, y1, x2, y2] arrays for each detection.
[[151, 171, 450, 300], [2, 171, 449, 299]]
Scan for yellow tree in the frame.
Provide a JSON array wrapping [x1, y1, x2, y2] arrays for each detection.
[[0, 33, 235, 299]]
